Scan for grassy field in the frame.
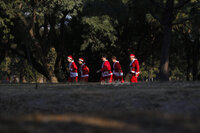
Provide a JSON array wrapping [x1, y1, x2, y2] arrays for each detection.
[[0, 82, 200, 133]]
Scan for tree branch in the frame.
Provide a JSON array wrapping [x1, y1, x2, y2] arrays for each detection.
[[42, 15, 49, 39], [174, 0, 191, 9], [11, 48, 50, 80], [149, 10, 162, 25], [172, 14, 200, 25]]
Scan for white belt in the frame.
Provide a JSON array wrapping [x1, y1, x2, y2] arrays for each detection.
[[81, 74, 89, 78], [113, 71, 123, 76], [70, 72, 78, 77], [102, 71, 112, 77]]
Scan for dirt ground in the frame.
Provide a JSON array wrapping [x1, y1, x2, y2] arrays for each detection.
[[0, 82, 200, 133]]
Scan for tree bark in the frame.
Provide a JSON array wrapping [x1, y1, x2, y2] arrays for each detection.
[[54, 51, 63, 82], [186, 42, 191, 81], [193, 36, 200, 80], [0, 49, 6, 65], [198, 34, 200, 80], [0, 43, 8, 65], [160, 0, 174, 81]]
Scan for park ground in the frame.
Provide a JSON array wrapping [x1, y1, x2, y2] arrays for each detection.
[[0, 82, 200, 133]]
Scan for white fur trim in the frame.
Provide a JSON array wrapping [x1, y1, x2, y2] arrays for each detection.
[[102, 71, 112, 77], [130, 71, 140, 74], [70, 72, 78, 77], [68, 57, 73, 60], [79, 59, 84, 62], [113, 71, 123, 76], [81, 74, 89, 78], [129, 59, 136, 66], [131, 71, 136, 74], [113, 61, 119, 69]]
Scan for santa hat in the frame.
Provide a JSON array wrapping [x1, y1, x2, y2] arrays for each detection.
[[67, 55, 73, 60], [79, 57, 85, 63], [130, 54, 135, 58]]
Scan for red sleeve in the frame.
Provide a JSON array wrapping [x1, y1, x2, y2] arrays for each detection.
[[83, 65, 89, 73], [72, 62, 78, 71], [107, 62, 111, 71]]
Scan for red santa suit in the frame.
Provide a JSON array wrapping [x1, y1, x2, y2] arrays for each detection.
[[113, 61, 124, 83], [79, 58, 89, 82], [68, 56, 78, 82], [100, 60, 112, 83], [129, 57, 140, 83]]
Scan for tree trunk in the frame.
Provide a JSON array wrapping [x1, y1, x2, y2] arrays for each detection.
[[61, 57, 68, 81], [193, 36, 200, 80], [193, 43, 198, 80], [160, 0, 174, 81], [0, 51, 5, 65], [186, 43, 191, 81], [54, 51, 63, 82], [0, 43, 7, 65], [160, 25, 171, 81], [198, 33, 200, 80], [42, 61, 58, 83]]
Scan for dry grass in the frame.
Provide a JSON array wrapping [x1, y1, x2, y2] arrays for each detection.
[[0, 82, 200, 133]]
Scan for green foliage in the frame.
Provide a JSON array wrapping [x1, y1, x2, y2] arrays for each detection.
[[0, 0, 15, 41], [170, 67, 186, 80], [0, 56, 40, 82], [46, 48, 57, 71], [0, 57, 11, 74], [139, 60, 160, 81], [0, 0, 200, 82], [81, 15, 117, 51]]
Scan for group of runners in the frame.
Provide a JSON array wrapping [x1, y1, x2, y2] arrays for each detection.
[[67, 54, 140, 83]]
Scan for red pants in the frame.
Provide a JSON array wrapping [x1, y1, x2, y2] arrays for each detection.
[[68, 77, 78, 82], [113, 75, 124, 83], [100, 75, 113, 83], [80, 77, 89, 82], [130, 76, 138, 83]]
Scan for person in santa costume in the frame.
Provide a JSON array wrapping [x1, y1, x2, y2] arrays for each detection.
[[67, 55, 78, 82], [97, 55, 112, 83], [111, 56, 124, 83], [78, 57, 89, 82], [129, 54, 140, 83]]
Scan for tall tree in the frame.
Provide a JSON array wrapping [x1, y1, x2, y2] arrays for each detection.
[[149, 0, 198, 81], [1, 0, 82, 82]]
